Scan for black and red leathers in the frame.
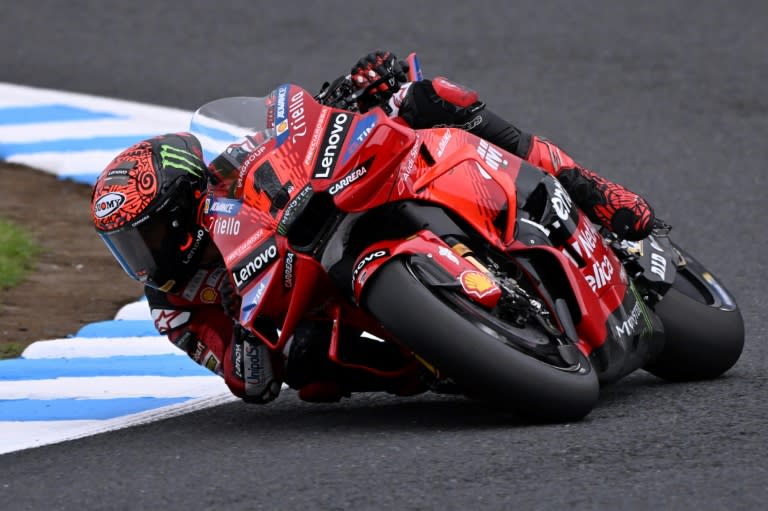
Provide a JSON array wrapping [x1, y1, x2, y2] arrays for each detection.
[[390, 77, 655, 241]]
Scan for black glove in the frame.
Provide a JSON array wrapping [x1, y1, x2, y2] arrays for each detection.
[[350, 50, 410, 112]]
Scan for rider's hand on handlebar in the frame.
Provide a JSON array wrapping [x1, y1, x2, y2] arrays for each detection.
[[350, 50, 410, 112]]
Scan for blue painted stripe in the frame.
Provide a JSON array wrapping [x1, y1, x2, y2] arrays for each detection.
[[0, 134, 159, 155], [0, 355, 212, 380], [0, 397, 190, 421], [203, 148, 219, 163], [76, 320, 158, 338], [0, 104, 124, 125], [189, 119, 238, 141]]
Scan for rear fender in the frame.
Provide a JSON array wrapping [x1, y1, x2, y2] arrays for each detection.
[[353, 229, 503, 309]]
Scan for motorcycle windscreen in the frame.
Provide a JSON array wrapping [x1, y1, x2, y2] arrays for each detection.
[[189, 96, 275, 165]]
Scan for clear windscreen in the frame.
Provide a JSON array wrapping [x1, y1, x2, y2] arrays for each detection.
[[189, 96, 275, 165]]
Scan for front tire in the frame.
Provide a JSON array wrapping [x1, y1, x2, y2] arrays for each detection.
[[362, 258, 599, 422], [644, 255, 744, 381]]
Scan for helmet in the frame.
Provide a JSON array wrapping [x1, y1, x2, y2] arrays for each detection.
[[91, 132, 210, 293]]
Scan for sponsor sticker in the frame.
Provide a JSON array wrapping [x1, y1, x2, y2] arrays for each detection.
[[232, 238, 279, 291], [277, 183, 312, 235], [353, 249, 390, 285], [329, 161, 369, 195], [312, 112, 353, 179], [94, 192, 125, 218], [476, 139, 507, 170], [150, 309, 191, 334], [459, 270, 498, 299], [586, 254, 615, 292], [341, 114, 377, 163], [274, 84, 290, 146]]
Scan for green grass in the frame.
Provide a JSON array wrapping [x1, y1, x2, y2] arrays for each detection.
[[0, 342, 23, 359], [0, 216, 40, 289]]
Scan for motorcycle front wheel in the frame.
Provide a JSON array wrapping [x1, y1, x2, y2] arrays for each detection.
[[643, 247, 744, 381], [362, 257, 599, 423]]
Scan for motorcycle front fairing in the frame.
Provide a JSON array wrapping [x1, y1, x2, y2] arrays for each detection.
[[190, 85, 424, 353]]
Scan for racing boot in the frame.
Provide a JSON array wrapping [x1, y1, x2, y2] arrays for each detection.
[[525, 135, 655, 241]]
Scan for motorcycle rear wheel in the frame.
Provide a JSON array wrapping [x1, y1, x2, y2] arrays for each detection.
[[362, 258, 599, 422], [644, 255, 744, 381]]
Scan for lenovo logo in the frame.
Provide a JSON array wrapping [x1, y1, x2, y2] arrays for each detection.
[[312, 112, 352, 179]]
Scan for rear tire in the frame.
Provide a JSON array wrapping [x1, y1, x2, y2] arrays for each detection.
[[362, 258, 599, 422], [644, 261, 744, 381]]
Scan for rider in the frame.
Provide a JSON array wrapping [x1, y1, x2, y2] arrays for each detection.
[[90, 51, 657, 405]]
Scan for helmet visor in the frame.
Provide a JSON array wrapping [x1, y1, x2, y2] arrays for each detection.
[[98, 212, 184, 292]]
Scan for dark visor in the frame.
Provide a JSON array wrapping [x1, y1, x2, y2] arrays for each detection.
[[98, 214, 182, 292]]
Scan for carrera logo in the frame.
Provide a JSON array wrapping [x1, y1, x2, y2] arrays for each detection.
[[329, 162, 369, 195], [232, 238, 279, 291], [312, 112, 353, 179], [283, 252, 295, 288], [94, 192, 125, 218]]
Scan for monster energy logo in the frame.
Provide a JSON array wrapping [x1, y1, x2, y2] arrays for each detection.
[[160, 144, 203, 176], [619, 280, 654, 339]]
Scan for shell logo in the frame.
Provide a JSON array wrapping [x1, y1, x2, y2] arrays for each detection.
[[200, 287, 218, 303], [459, 270, 498, 299]]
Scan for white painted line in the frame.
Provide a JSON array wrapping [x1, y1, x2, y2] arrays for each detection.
[[0, 82, 190, 119], [0, 119, 187, 143], [5, 150, 126, 176], [0, 375, 227, 400], [0, 392, 240, 455], [115, 300, 152, 321], [21, 336, 183, 359]]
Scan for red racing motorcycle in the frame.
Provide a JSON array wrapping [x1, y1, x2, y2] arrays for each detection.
[[189, 58, 744, 422]]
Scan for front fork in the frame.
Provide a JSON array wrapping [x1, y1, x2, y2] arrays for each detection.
[[353, 230, 572, 350]]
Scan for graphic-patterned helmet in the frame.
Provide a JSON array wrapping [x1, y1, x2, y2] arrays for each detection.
[[91, 132, 210, 293]]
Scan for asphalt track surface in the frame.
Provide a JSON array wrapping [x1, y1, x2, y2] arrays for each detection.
[[2, 1, 766, 509]]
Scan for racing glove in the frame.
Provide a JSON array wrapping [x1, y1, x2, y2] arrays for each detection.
[[350, 50, 410, 112], [228, 324, 283, 404]]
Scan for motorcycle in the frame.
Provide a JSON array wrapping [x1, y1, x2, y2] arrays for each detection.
[[189, 55, 744, 422]]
